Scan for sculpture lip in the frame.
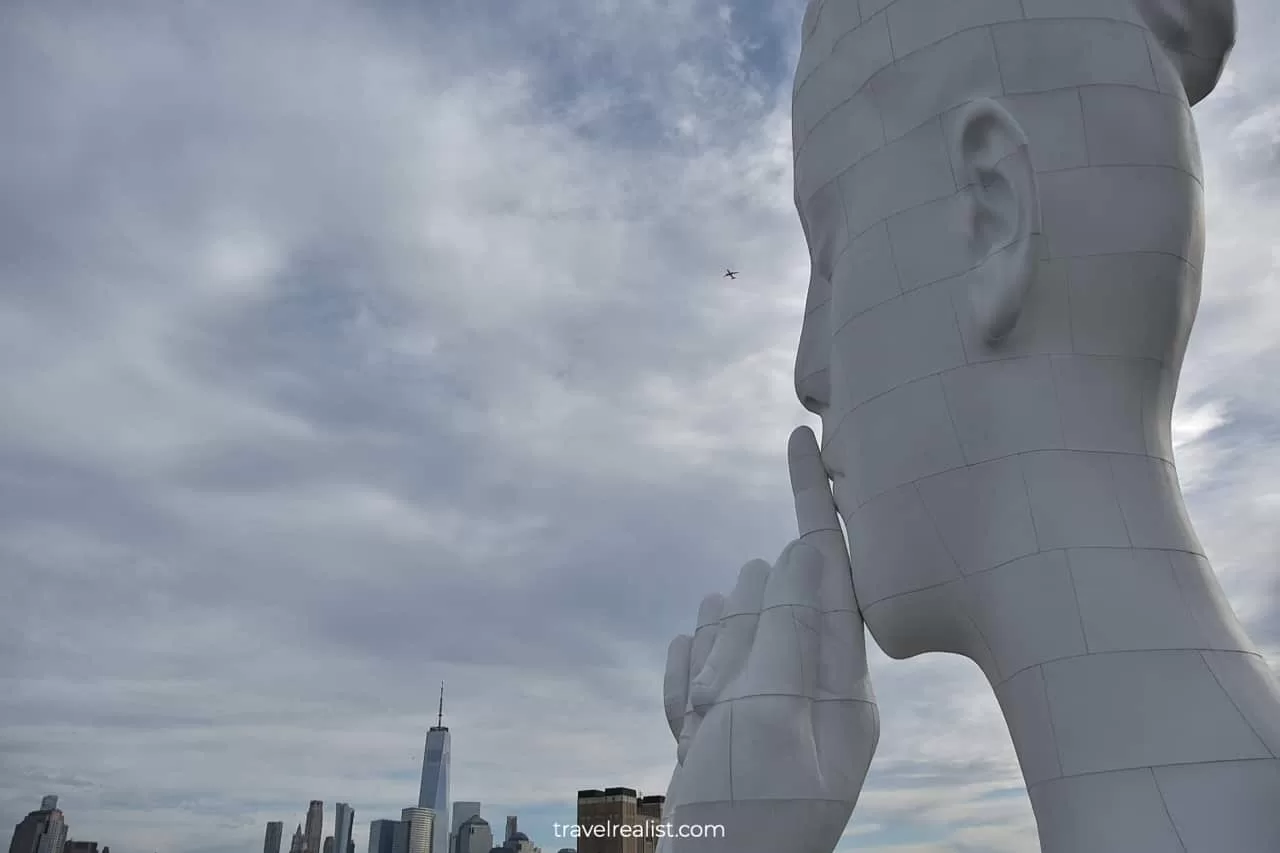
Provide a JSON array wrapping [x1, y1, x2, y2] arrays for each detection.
[[817, 438, 841, 478], [819, 452, 842, 479]]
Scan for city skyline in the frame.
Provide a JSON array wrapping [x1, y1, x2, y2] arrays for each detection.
[[6, 791, 566, 853]]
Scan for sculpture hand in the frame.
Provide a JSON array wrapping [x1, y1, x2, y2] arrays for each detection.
[[656, 427, 878, 853]]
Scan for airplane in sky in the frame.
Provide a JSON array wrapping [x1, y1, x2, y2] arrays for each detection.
[[723, 268, 739, 279]]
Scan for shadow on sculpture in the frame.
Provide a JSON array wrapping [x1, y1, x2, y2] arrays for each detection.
[[664, 2, 1280, 852]]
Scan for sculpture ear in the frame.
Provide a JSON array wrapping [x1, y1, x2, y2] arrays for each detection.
[[951, 99, 1042, 345]]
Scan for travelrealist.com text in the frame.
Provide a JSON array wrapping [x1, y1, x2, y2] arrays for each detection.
[[552, 822, 726, 839]]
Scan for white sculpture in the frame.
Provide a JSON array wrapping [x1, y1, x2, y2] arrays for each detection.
[[665, 1, 1280, 851], [658, 428, 877, 852]]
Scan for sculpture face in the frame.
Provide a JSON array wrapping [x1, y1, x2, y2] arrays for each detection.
[[792, 1, 1234, 658]]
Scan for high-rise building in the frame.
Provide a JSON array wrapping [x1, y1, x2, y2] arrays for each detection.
[[637, 797, 663, 823], [323, 836, 334, 853], [503, 818, 517, 845], [448, 802, 480, 853], [264, 821, 284, 853], [576, 788, 661, 853], [7, 796, 68, 853], [333, 803, 353, 853], [636, 797, 663, 853], [304, 802, 324, 853], [289, 825, 305, 853], [347, 840, 355, 853], [451, 816, 490, 853], [502, 833, 536, 853], [367, 820, 398, 853], [417, 683, 451, 853], [396, 808, 435, 853], [65, 841, 98, 853]]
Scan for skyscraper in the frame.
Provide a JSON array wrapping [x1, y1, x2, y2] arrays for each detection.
[[448, 802, 480, 853], [417, 683, 451, 853], [503, 818, 517, 845], [304, 802, 324, 853], [451, 817, 491, 853], [7, 796, 68, 853], [577, 788, 661, 853], [502, 833, 535, 853], [289, 825, 305, 853], [332, 803, 353, 853], [264, 822, 284, 853], [636, 797, 664, 853], [322, 836, 333, 853], [367, 821, 397, 853], [395, 808, 435, 853]]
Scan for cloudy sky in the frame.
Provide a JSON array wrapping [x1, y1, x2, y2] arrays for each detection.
[[2, 1, 1279, 852]]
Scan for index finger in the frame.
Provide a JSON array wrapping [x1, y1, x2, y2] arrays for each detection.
[[789, 425, 840, 539], [788, 425, 858, 616]]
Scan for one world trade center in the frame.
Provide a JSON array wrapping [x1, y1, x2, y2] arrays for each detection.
[[418, 683, 450, 853]]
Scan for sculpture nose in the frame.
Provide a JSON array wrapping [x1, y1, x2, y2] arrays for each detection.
[[794, 300, 830, 415], [796, 365, 830, 415]]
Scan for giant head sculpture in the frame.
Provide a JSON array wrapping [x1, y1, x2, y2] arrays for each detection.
[[792, 0, 1235, 666], [788, 4, 1280, 848]]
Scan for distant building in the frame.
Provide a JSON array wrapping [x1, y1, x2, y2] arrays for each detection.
[[576, 788, 661, 853], [64, 841, 98, 853], [367, 820, 398, 853], [503, 818, 517, 845], [333, 803, 354, 853], [396, 808, 435, 853], [264, 821, 284, 853], [501, 832, 538, 853], [289, 824, 306, 853], [448, 802, 481, 853], [305, 802, 324, 853], [7, 796, 68, 853], [637, 797, 663, 823], [347, 839, 355, 853], [418, 685, 451, 853], [323, 835, 334, 853], [636, 797, 663, 853], [452, 816, 491, 853]]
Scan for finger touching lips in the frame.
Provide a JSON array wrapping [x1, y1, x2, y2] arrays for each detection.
[[789, 426, 840, 539]]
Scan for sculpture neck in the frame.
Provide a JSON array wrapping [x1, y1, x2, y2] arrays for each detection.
[[1014, 446, 1200, 557], [986, 456, 1280, 851]]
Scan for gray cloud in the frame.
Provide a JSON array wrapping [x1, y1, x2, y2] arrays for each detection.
[[2, 1, 1279, 852]]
